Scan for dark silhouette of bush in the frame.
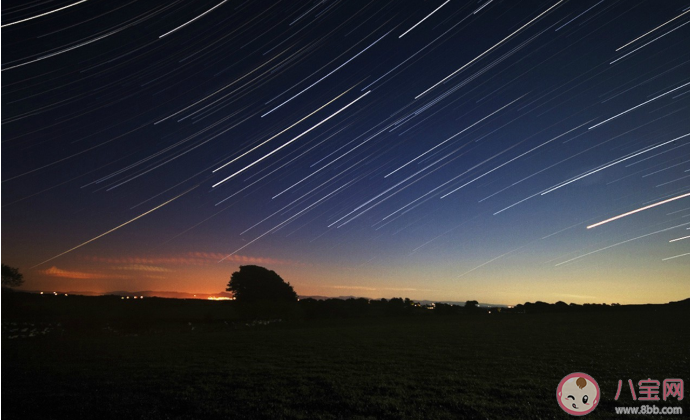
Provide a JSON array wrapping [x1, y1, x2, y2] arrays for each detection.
[[2, 264, 24, 288], [434, 302, 462, 315], [226, 265, 297, 303]]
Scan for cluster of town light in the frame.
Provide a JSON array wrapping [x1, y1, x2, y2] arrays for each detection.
[[38, 292, 237, 301]]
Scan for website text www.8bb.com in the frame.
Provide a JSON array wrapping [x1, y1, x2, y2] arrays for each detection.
[[614, 405, 683, 415]]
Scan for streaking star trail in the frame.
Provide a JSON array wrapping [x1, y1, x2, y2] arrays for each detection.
[[2, 0, 689, 304], [29, 187, 198, 269]]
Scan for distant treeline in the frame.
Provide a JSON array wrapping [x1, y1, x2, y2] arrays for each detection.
[[298, 297, 689, 318], [3, 290, 688, 328], [300, 297, 437, 318], [513, 299, 689, 314]]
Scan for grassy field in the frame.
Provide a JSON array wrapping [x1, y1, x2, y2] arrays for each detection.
[[3, 293, 689, 419]]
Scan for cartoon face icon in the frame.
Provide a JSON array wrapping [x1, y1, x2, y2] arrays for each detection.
[[557, 373, 599, 416]]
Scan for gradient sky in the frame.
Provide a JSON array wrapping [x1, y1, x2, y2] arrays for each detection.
[[2, 0, 689, 304]]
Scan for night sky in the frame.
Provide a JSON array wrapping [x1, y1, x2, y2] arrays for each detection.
[[2, 0, 689, 304]]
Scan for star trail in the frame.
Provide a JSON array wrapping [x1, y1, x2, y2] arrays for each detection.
[[2, 0, 689, 304]]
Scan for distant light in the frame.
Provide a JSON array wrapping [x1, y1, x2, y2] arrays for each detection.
[[207, 296, 232, 301], [121, 297, 124, 300], [140, 296, 143, 299], [133, 296, 138, 299], [126, 296, 130, 299], [40, 292, 44, 295], [65, 294, 68, 296]]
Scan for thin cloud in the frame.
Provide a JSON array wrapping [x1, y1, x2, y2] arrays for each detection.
[[40, 266, 130, 280], [329, 285, 378, 291], [188, 252, 305, 266], [111, 264, 172, 272], [328, 285, 439, 292], [81, 252, 304, 267]]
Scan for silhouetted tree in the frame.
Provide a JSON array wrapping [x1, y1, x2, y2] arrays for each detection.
[[226, 265, 297, 303], [389, 297, 404, 306], [2, 264, 24, 288], [464, 300, 478, 309]]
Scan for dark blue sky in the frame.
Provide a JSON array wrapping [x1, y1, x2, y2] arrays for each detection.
[[2, 0, 689, 303]]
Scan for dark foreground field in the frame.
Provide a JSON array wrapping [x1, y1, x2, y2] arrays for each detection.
[[3, 293, 689, 419]]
